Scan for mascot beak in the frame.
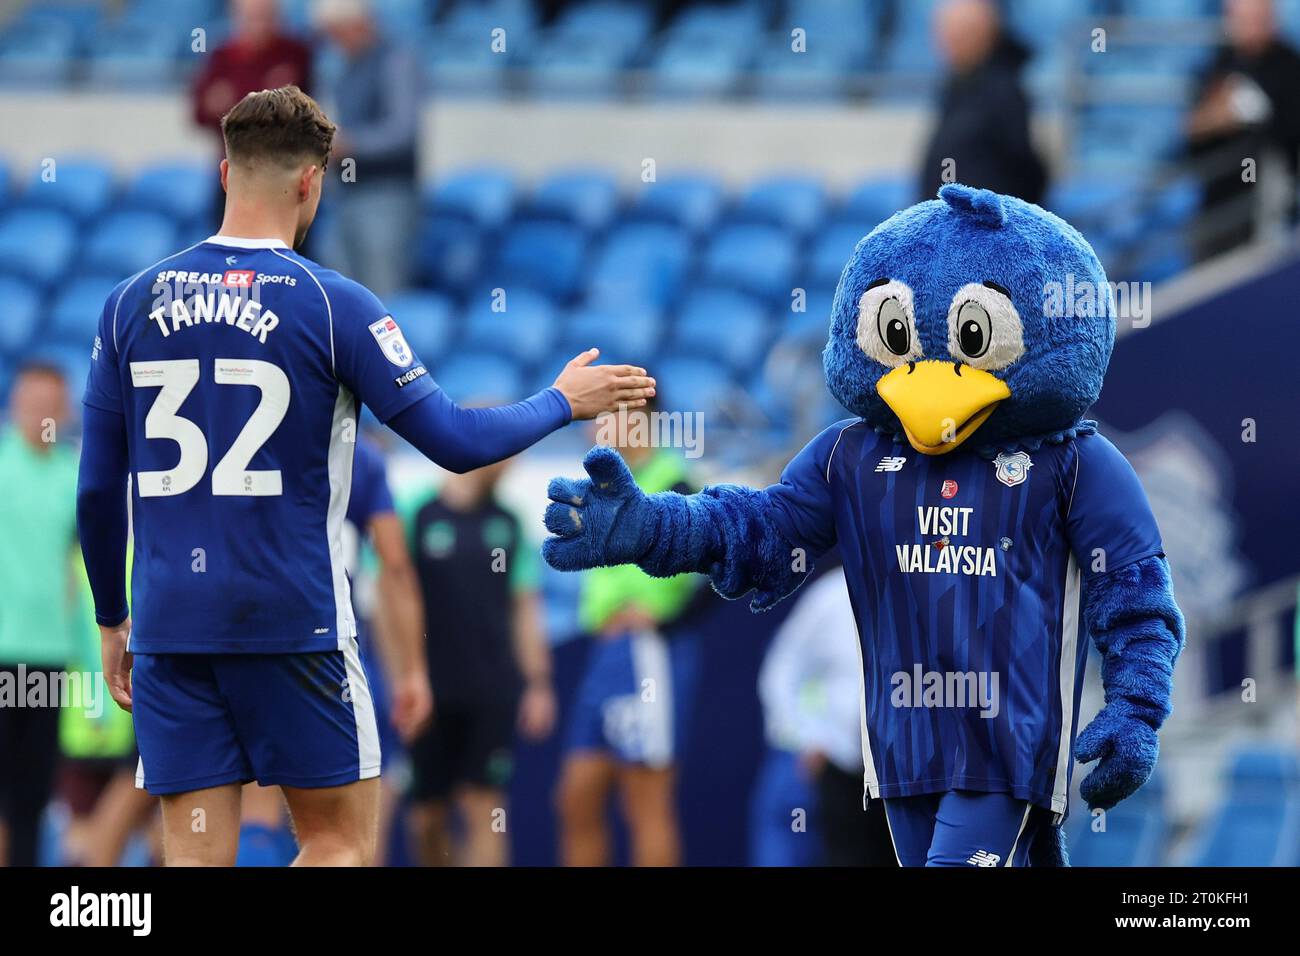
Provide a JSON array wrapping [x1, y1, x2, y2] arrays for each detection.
[[877, 361, 1010, 455]]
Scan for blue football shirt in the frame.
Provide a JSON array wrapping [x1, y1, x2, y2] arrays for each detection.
[[83, 236, 436, 654], [766, 420, 1164, 817]]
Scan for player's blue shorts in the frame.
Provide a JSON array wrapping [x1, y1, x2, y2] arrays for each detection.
[[882, 789, 1052, 867], [132, 641, 381, 795], [564, 629, 698, 767]]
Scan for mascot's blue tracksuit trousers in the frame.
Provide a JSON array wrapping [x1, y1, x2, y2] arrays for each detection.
[[883, 790, 1050, 867]]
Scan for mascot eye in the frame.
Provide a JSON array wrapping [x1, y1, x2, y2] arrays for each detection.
[[956, 302, 990, 358], [946, 282, 1025, 371], [878, 298, 911, 355], [857, 279, 922, 367]]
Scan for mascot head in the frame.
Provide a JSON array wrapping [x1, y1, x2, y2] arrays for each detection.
[[823, 183, 1115, 455]]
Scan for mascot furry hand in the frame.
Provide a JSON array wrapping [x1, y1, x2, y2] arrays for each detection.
[[543, 184, 1185, 866]]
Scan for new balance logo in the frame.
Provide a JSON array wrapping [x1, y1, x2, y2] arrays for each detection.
[[967, 849, 1001, 867], [875, 456, 907, 473]]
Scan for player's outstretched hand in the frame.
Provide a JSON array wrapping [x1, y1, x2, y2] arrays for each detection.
[[552, 348, 655, 420], [99, 618, 134, 713], [543, 446, 655, 571], [1074, 699, 1159, 810]]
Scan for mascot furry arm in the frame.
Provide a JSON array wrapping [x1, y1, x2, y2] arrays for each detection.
[[544, 446, 1183, 812]]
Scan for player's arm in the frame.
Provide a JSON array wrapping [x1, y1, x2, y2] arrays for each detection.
[[77, 404, 133, 712], [1066, 434, 1186, 810], [367, 511, 433, 741], [77, 287, 134, 712], [542, 424, 845, 612], [387, 349, 654, 474], [329, 277, 653, 472]]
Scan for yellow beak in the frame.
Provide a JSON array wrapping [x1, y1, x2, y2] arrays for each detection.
[[876, 361, 1011, 455]]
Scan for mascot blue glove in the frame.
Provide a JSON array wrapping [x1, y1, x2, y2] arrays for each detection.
[[544, 184, 1185, 865]]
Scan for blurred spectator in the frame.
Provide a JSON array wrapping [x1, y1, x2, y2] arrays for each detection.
[[556, 408, 705, 867], [1187, 0, 1300, 260], [191, 0, 314, 223], [918, 0, 1046, 204], [314, 0, 423, 297], [0, 363, 79, 867], [754, 563, 896, 867], [401, 456, 556, 867]]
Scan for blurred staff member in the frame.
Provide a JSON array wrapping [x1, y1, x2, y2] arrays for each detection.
[[238, 434, 431, 866], [403, 457, 557, 867], [314, 0, 423, 298], [0, 363, 79, 867], [754, 563, 896, 868], [1187, 0, 1300, 260], [192, 0, 314, 222], [918, 0, 1046, 205], [557, 409, 704, 868]]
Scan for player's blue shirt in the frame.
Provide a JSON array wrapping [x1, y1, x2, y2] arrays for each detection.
[[766, 420, 1164, 817], [83, 236, 437, 655]]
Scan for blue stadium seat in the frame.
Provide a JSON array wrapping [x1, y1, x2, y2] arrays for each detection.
[[85, 211, 178, 278], [654, 353, 740, 414], [427, 169, 517, 230], [442, 1, 537, 37], [528, 38, 628, 98], [485, 220, 589, 302], [649, 34, 748, 98], [22, 159, 115, 220], [672, 287, 772, 372], [414, 215, 485, 292], [528, 169, 621, 231], [425, 30, 510, 95], [701, 224, 799, 302], [0, 208, 77, 286], [460, 288, 557, 367], [752, 34, 862, 101], [553, 1, 654, 53], [385, 291, 455, 366], [50, 275, 120, 348], [1185, 746, 1300, 867], [735, 175, 830, 237], [559, 303, 663, 364], [587, 221, 692, 310], [809, 217, 876, 284], [0, 276, 41, 357], [431, 351, 525, 405], [0, 18, 78, 86], [85, 22, 181, 88], [844, 175, 913, 227], [629, 173, 726, 235], [123, 162, 214, 223]]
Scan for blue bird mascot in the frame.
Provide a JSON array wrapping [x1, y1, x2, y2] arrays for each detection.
[[542, 184, 1184, 866]]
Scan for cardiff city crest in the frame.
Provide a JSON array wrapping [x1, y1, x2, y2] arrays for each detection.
[[993, 451, 1033, 488]]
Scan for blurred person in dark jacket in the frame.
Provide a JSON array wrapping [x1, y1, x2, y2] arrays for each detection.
[[1187, 0, 1300, 259], [314, 0, 423, 298], [192, 0, 314, 225], [918, 0, 1046, 205]]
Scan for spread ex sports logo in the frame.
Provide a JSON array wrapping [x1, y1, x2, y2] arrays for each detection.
[[223, 269, 256, 287]]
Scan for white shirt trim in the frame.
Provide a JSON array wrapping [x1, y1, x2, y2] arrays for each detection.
[[203, 235, 289, 249]]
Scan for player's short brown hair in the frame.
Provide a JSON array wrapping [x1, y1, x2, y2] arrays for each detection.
[[221, 85, 336, 168]]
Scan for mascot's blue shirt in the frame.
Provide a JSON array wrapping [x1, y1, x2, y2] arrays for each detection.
[[769, 421, 1163, 815]]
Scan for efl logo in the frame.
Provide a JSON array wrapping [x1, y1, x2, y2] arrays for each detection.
[[223, 269, 256, 287], [940, 480, 958, 499]]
